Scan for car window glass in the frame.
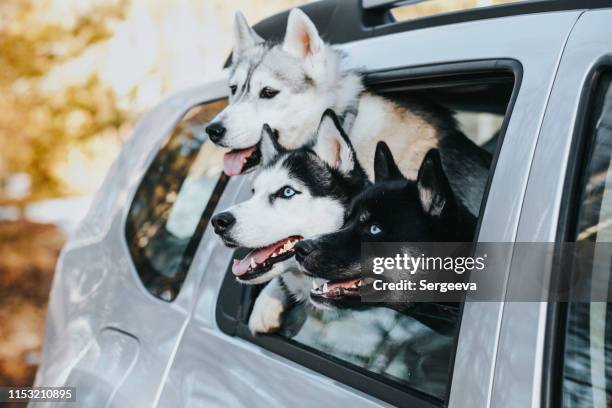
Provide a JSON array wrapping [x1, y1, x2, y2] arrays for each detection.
[[562, 73, 612, 407], [125, 100, 227, 302]]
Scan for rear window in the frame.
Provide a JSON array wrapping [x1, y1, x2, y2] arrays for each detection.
[[125, 100, 228, 302]]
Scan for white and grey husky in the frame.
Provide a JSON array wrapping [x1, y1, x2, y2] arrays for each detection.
[[211, 110, 370, 334], [206, 8, 490, 215]]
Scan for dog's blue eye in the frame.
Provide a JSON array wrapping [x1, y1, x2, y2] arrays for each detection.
[[282, 187, 296, 198], [273, 185, 300, 201], [260, 87, 279, 99], [229, 85, 237, 95], [369, 224, 382, 235]]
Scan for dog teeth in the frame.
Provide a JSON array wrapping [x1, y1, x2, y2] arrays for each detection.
[[271, 253, 277, 258], [312, 280, 317, 290], [285, 240, 299, 250], [323, 282, 328, 293], [250, 258, 257, 269]]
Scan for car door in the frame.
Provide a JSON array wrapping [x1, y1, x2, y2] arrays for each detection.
[[490, 8, 612, 408], [33, 81, 231, 408], [156, 9, 582, 408]]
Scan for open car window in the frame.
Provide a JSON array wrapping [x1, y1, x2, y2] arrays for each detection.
[[216, 61, 520, 406]]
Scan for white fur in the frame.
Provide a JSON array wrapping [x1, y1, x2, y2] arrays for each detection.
[[313, 113, 355, 174], [226, 159, 347, 333], [259, 125, 280, 165], [225, 112, 357, 258], [220, 109, 358, 291], [222, 124, 354, 333], [233, 11, 264, 58], [226, 165, 344, 250], [210, 9, 362, 153], [248, 277, 286, 334], [212, 9, 444, 187], [249, 266, 326, 334], [282, 9, 323, 59]]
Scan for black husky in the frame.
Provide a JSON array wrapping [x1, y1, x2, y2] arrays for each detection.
[[295, 142, 477, 312]]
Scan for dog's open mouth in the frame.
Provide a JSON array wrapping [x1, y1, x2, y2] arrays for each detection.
[[232, 236, 302, 281], [223, 146, 261, 176], [310, 278, 365, 299]]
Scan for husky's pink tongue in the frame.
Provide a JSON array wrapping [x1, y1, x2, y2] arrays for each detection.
[[223, 146, 257, 176], [232, 244, 279, 277]]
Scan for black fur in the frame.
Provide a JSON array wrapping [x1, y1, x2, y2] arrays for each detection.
[[283, 150, 368, 206], [295, 143, 477, 309], [368, 92, 492, 214], [266, 109, 370, 206]]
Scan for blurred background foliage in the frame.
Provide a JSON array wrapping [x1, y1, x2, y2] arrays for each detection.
[[0, 0, 129, 203]]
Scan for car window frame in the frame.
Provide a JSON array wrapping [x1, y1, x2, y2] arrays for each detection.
[[214, 59, 523, 408]]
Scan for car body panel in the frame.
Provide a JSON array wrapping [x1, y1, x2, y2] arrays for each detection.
[[33, 81, 228, 407], [492, 9, 612, 408], [343, 10, 583, 408], [53, 328, 139, 408]]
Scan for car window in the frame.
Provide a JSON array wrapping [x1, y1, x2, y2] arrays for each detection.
[[276, 76, 513, 401], [561, 73, 612, 407], [125, 100, 228, 302], [216, 63, 519, 406]]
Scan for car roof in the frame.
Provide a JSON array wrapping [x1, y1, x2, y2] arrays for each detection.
[[225, 0, 612, 67]]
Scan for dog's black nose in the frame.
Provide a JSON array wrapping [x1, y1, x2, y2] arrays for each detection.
[[295, 240, 315, 261], [211, 212, 235, 234], [205, 122, 226, 143]]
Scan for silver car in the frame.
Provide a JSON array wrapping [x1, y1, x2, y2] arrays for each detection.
[[34, 1, 612, 407]]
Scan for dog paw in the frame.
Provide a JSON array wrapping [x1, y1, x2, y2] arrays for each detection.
[[248, 294, 285, 335]]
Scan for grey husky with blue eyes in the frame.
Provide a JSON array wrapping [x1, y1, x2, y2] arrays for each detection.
[[206, 8, 491, 216]]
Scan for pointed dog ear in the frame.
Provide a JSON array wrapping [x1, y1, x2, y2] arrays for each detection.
[[260, 124, 284, 165], [233, 11, 263, 59], [374, 142, 404, 183], [416, 149, 455, 218], [282, 8, 323, 59], [312, 109, 355, 174]]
